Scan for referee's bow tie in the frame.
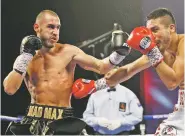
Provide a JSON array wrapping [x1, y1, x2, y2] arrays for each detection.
[[107, 87, 116, 92]]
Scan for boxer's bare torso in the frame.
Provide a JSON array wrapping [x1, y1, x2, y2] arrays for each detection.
[[25, 43, 77, 107], [162, 34, 184, 89]]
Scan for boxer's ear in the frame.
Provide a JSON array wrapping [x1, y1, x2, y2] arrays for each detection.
[[169, 24, 176, 33], [33, 23, 40, 33]]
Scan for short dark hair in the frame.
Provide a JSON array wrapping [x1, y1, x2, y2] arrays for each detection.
[[146, 8, 176, 25]]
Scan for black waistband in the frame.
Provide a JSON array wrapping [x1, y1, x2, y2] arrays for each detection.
[[26, 103, 74, 120]]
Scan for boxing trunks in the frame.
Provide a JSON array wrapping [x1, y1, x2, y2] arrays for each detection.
[[5, 103, 86, 135], [155, 89, 184, 136]]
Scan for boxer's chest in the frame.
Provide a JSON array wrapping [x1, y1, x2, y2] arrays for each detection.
[[27, 51, 74, 76]]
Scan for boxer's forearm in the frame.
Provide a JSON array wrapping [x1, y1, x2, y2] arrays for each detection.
[[95, 55, 124, 75], [98, 57, 115, 74], [121, 55, 152, 81], [155, 61, 182, 90], [3, 70, 24, 95], [115, 66, 134, 83], [105, 55, 151, 87], [99, 48, 131, 74], [105, 66, 135, 87], [73, 53, 114, 75], [3, 36, 41, 95]]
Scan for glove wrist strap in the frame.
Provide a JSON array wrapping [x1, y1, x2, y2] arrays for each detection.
[[109, 51, 125, 65], [95, 78, 108, 91], [147, 46, 163, 67], [13, 53, 33, 75]]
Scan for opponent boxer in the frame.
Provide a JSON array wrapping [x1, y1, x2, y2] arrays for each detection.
[[73, 8, 184, 135], [3, 10, 130, 135]]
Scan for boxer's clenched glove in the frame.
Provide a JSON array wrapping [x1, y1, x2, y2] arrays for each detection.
[[109, 25, 131, 65], [127, 26, 163, 67], [13, 35, 42, 75], [20, 35, 42, 55], [72, 78, 108, 99]]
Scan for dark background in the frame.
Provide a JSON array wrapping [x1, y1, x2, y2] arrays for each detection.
[[1, 0, 184, 134]]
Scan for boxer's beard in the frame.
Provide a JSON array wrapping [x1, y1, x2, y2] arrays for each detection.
[[42, 39, 54, 48]]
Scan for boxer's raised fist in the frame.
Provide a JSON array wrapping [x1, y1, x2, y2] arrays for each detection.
[[13, 35, 42, 75], [20, 35, 42, 55]]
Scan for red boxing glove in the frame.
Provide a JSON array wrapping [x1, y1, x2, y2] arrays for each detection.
[[72, 78, 109, 99], [127, 26, 156, 54], [72, 78, 96, 99], [127, 26, 163, 66]]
